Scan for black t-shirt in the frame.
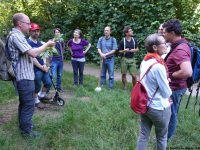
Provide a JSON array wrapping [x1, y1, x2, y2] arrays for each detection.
[[118, 37, 138, 58]]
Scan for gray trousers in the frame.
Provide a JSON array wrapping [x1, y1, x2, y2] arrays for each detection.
[[136, 106, 171, 150]]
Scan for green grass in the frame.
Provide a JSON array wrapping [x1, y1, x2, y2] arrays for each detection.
[[0, 72, 200, 149]]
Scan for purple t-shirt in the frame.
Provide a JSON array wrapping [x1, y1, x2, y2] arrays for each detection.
[[166, 38, 191, 91], [67, 39, 89, 58]]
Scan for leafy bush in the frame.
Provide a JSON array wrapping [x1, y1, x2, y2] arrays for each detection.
[[0, 0, 199, 66]]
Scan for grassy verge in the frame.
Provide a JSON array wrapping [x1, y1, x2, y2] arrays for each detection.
[[0, 71, 200, 150]]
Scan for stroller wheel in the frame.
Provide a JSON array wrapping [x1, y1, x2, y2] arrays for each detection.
[[55, 97, 65, 106]]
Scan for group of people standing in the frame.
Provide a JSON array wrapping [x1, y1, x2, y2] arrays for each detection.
[[6, 12, 192, 149], [5, 12, 93, 139], [97, 26, 139, 90], [136, 19, 192, 150], [27, 23, 65, 109]]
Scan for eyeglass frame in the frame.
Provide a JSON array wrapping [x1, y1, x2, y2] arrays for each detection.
[[19, 20, 31, 25]]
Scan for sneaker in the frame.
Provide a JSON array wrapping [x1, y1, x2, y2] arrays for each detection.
[[35, 102, 46, 109], [22, 130, 42, 139]]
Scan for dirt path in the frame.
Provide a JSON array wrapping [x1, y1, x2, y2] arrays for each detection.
[[64, 61, 198, 96], [0, 90, 73, 126], [63, 61, 132, 82]]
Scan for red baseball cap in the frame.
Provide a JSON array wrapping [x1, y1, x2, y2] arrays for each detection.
[[30, 23, 40, 31]]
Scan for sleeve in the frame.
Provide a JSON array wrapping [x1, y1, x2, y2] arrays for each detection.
[[113, 38, 118, 50], [154, 64, 172, 98], [13, 36, 32, 54], [67, 39, 72, 47], [174, 44, 191, 65], [81, 39, 89, 46], [118, 40, 124, 51], [96, 37, 102, 49]]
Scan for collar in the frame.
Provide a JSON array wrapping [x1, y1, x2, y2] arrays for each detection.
[[104, 36, 111, 40], [29, 37, 38, 44], [12, 28, 26, 38]]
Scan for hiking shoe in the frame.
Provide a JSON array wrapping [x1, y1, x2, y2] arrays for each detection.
[[22, 131, 42, 139], [35, 102, 46, 109]]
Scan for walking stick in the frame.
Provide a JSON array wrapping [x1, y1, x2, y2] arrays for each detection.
[[95, 58, 103, 92]]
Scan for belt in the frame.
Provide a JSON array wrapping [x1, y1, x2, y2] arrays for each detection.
[[122, 56, 133, 59], [106, 56, 113, 59]]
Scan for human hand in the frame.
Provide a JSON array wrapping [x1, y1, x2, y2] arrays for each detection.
[[124, 48, 129, 52], [46, 40, 55, 47], [100, 53, 106, 59], [42, 65, 49, 72], [83, 50, 87, 54]]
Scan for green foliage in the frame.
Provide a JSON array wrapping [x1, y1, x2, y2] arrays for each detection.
[[40, 34, 64, 59], [0, 81, 16, 104], [0, 0, 199, 65]]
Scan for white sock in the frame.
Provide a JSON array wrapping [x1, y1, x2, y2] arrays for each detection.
[[35, 96, 40, 104]]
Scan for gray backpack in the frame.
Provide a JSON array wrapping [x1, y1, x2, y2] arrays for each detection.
[[0, 37, 15, 81]]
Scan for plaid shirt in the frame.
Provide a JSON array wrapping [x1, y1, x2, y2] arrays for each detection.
[[8, 28, 34, 81]]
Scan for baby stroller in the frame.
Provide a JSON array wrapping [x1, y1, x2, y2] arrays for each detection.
[[47, 70, 65, 106]]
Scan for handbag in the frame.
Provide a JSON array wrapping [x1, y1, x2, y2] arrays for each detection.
[[130, 62, 158, 114]]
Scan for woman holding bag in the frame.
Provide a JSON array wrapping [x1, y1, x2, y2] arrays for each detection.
[[136, 33, 172, 150]]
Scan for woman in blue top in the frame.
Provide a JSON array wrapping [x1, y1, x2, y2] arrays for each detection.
[[67, 29, 91, 86], [50, 28, 65, 92]]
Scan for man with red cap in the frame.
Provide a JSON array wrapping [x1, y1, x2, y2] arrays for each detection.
[[27, 23, 52, 109]]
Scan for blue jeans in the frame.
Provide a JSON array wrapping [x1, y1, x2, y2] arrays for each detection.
[[16, 80, 35, 134], [50, 60, 63, 89], [101, 57, 114, 89], [34, 70, 51, 93], [71, 60, 85, 85], [167, 88, 187, 139]]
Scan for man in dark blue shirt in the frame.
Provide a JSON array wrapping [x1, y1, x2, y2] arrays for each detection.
[[27, 23, 52, 109], [118, 26, 139, 90]]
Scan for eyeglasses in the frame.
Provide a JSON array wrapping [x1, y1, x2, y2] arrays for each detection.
[[158, 42, 168, 46], [19, 20, 31, 25]]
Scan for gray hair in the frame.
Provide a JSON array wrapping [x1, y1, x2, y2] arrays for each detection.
[[145, 33, 163, 53], [13, 13, 25, 27]]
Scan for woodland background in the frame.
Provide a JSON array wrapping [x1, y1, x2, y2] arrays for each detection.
[[0, 0, 200, 65]]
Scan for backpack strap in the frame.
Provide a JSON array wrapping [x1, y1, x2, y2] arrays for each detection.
[[164, 39, 186, 61], [111, 36, 114, 50], [5, 33, 14, 61], [123, 38, 126, 56], [6, 32, 21, 77], [139, 62, 159, 81], [132, 37, 135, 49], [123, 37, 125, 50], [123, 37, 135, 57], [100, 36, 104, 50], [139, 62, 159, 106]]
